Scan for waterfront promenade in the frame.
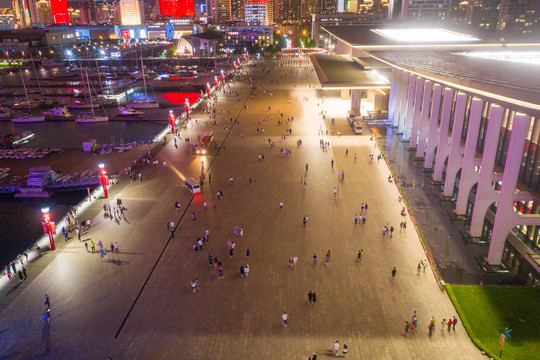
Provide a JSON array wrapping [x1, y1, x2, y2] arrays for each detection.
[[0, 60, 486, 359]]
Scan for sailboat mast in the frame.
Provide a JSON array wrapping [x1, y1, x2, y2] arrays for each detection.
[[20, 69, 31, 113], [140, 53, 147, 100], [86, 70, 95, 118]]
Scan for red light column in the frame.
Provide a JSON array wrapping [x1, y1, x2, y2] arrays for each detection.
[[98, 164, 109, 199], [41, 207, 56, 251], [184, 99, 190, 119], [169, 110, 176, 133], [50, 0, 70, 24]]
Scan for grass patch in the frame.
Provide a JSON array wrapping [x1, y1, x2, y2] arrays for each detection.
[[447, 285, 540, 360]]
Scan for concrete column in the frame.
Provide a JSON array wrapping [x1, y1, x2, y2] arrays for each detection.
[[397, 72, 409, 134], [469, 106, 504, 237], [401, 74, 417, 139], [415, 81, 434, 158], [351, 89, 362, 115], [433, 88, 455, 181], [488, 114, 531, 265], [341, 89, 349, 99], [422, 84, 443, 166], [455, 98, 484, 214], [442, 93, 468, 196], [409, 78, 428, 149], [388, 68, 397, 123], [392, 69, 404, 127]]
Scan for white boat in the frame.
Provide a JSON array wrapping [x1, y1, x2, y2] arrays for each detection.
[[126, 101, 159, 109], [12, 115, 45, 123], [80, 169, 91, 177], [118, 107, 145, 116], [75, 114, 109, 123], [42, 106, 73, 119]]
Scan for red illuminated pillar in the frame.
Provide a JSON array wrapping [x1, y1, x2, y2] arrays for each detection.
[[214, 75, 218, 87], [168, 110, 175, 133], [41, 207, 56, 251], [98, 164, 109, 199], [206, 82, 211, 97], [221, 70, 225, 84], [184, 99, 190, 119]]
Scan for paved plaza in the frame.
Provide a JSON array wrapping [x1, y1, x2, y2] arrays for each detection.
[[0, 60, 487, 359]]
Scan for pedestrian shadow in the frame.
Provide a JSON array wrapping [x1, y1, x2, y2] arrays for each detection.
[[41, 321, 51, 356], [112, 251, 147, 256], [122, 216, 131, 224], [108, 259, 130, 265], [6, 282, 24, 295]]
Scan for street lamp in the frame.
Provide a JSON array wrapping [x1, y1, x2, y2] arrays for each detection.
[[41, 207, 56, 251], [169, 110, 175, 134], [184, 99, 190, 120], [214, 75, 218, 87], [98, 164, 109, 199], [206, 82, 211, 97], [221, 69, 225, 84]]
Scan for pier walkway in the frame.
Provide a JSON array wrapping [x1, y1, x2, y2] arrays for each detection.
[[0, 60, 486, 360]]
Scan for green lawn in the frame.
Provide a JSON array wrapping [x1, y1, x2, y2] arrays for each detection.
[[447, 285, 540, 360]]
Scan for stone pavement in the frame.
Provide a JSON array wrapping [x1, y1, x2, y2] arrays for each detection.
[[0, 60, 487, 360], [372, 127, 522, 286]]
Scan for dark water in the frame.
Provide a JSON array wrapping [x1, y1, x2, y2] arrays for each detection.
[[0, 191, 87, 269], [0, 68, 203, 269]]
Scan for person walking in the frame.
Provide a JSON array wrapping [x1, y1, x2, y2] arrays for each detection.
[[84, 242, 89, 253], [331, 159, 334, 168], [292, 256, 298, 269], [90, 240, 95, 253], [404, 321, 410, 337], [325, 250, 331, 266], [282, 312, 288, 327], [308, 291, 313, 305], [392, 267, 397, 280], [333, 341, 339, 357], [44, 294, 50, 309], [356, 249, 363, 262], [429, 316, 436, 337], [313, 254, 317, 265], [447, 318, 453, 332], [303, 215, 308, 227], [417, 262, 422, 275], [452, 316, 458, 331], [312, 292, 317, 304]]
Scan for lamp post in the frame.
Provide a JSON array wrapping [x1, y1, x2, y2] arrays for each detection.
[[206, 82, 211, 97], [214, 75, 218, 87], [184, 99, 190, 120], [41, 207, 56, 251], [168, 110, 175, 134], [98, 164, 109, 199], [221, 70, 225, 84]]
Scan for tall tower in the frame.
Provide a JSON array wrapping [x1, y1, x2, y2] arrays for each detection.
[[120, 0, 142, 25], [159, 0, 195, 18], [36, 0, 53, 25], [245, 0, 267, 24], [50, 0, 70, 24], [208, 0, 231, 23]]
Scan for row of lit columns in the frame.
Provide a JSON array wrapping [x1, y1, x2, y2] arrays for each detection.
[[388, 67, 540, 265]]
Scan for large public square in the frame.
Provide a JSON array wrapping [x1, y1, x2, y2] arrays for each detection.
[[0, 59, 487, 359]]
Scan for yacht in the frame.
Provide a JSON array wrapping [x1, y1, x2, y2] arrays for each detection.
[[127, 55, 159, 109], [12, 115, 45, 123], [11, 101, 38, 110], [75, 113, 108, 123]]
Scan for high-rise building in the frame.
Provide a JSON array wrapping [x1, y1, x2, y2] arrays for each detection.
[[36, 0, 53, 25], [279, 0, 301, 21], [464, 0, 500, 30], [245, 0, 267, 24], [207, 0, 231, 23], [315, 0, 335, 15], [13, 0, 33, 27], [50, 0, 70, 23], [119, 0, 142, 25], [0, 13, 15, 29], [401, 0, 450, 21], [159, 0, 195, 18], [498, 0, 539, 34], [231, 0, 244, 20], [266, 0, 274, 23]]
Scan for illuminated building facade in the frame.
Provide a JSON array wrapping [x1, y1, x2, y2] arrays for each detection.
[[159, 0, 195, 18], [401, 0, 450, 22], [119, 0, 142, 25], [245, 0, 268, 24], [36, 0, 53, 25], [50, 0, 70, 23]]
